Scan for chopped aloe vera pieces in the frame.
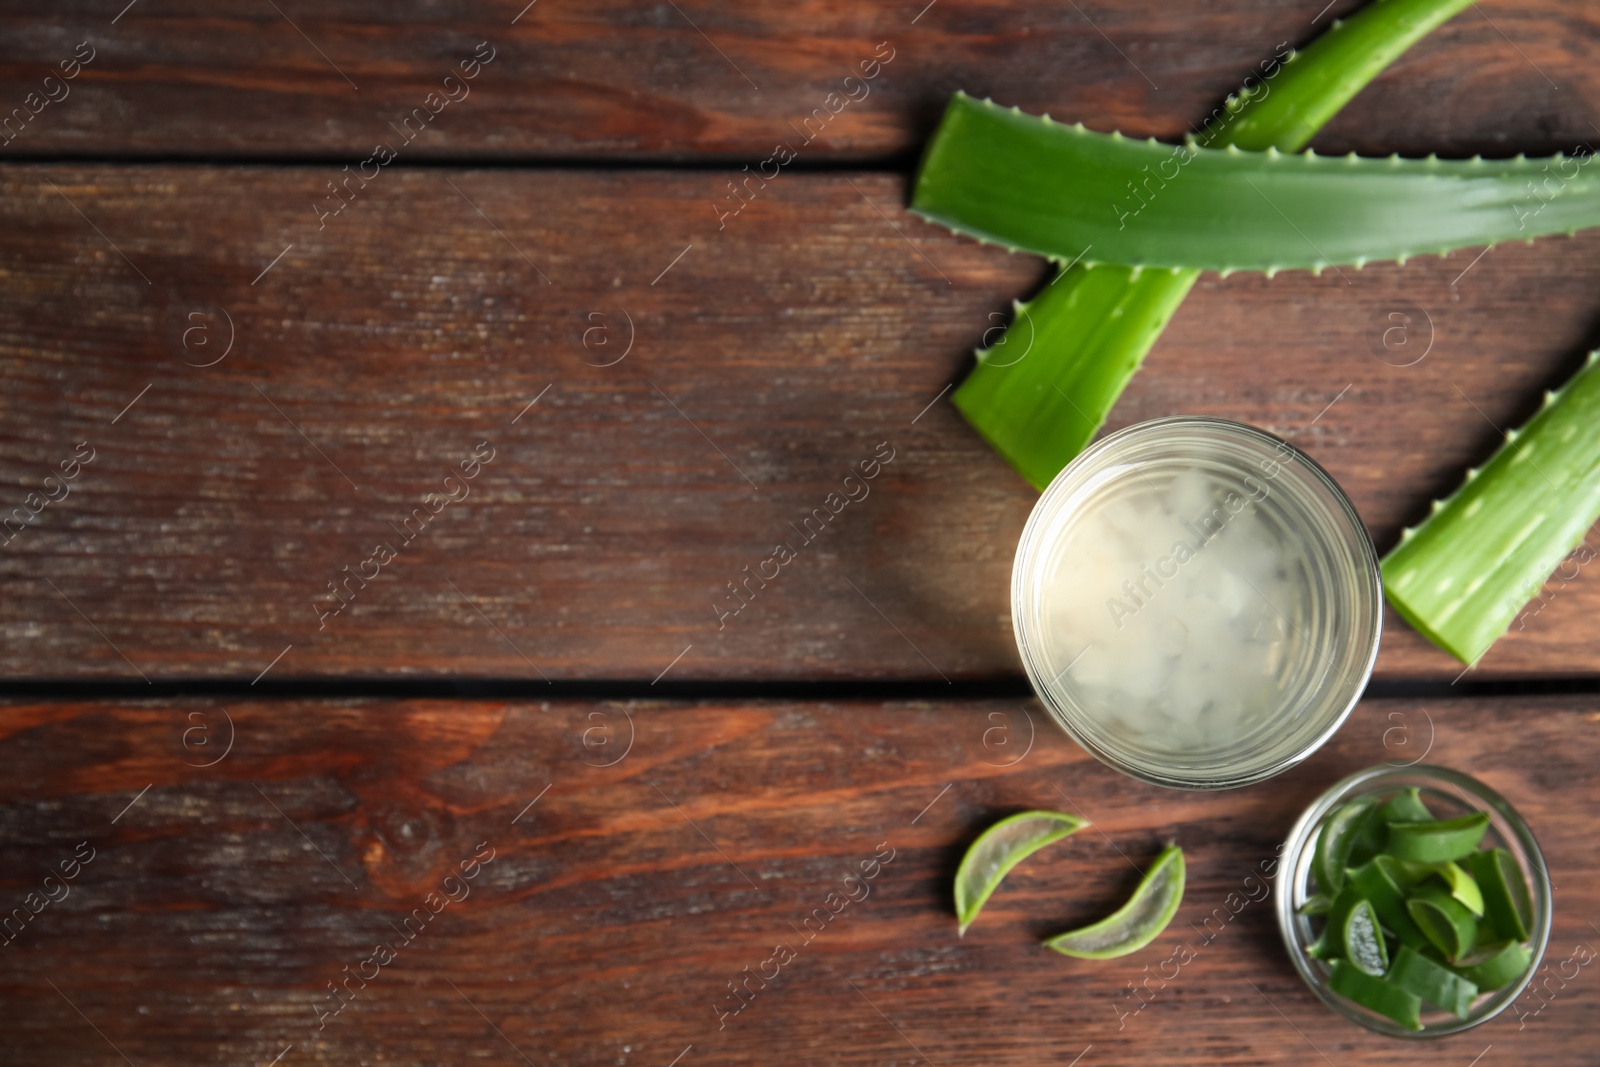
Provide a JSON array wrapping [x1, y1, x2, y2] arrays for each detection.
[[1389, 944, 1479, 1018], [913, 96, 1600, 273], [1347, 857, 1428, 949], [1328, 960, 1424, 1031], [1349, 788, 1432, 871], [1314, 798, 1378, 896], [1342, 898, 1391, 976], [1322, 885, 1361, 938], [1318, 883, 1369, 959], [950, 0, 1477, 488], [1391, 857, 1440, 884], [1387, 812, 1491, 863], [1453, 939, 1533, 991], [1408, 885, 1480, 960], [1463, 849, 1534, 942], [1379, 787, 1434, 826], [1382, 350, 1600, 664], [1347, 827, 1385, 871], [1043, 844, 1184, 959], [954, 810, 1088, 935], [1298, 892, 1333, 917], [1427, 861, 1486, 917]]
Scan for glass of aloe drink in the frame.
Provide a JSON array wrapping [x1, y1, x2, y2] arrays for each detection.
[[1011, 417, 1381, 789]]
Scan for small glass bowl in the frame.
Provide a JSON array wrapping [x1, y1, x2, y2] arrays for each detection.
[[1011, 416, 1382, 790], [1275, 763, 1553, 1037]]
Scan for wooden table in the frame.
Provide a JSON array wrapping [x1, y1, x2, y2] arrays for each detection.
[[1, 2, 1595, 1064]]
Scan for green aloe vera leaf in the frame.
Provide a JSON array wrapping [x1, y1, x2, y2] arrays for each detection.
[[913, 95, 1600, 274], [948, 0, 1477, 488], [1453, 939, 1533, 991], [951, 266, 1196, 489], [1381, 351, 1600, 664], [1408, 885, 1480, 959], [1348, 788, 1430, 871], [1328, 960, 1424, 1030], [1298, 892, 1334, 917], [1343, 898, 1392, 976], [1347, 857, 1429, 949], [1428, 861, 1486, 917], [1313, 798, 1379, 897], [1380, 787, 1435, 826], [1388, 812, 1491, 864], [1463, 849, 1534, 942], [1380, 853, 1429, 888], [1184, 0, 1483, 156], [1347, 795, 1403, 869], [1389, 944, 1479, 1019]]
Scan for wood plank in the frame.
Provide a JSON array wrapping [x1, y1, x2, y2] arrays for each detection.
[[3, 165, 1600, 681], [0, 0, 1593, 159], [0, 694, 1593, 1065]]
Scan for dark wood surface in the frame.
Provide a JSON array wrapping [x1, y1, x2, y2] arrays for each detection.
[[0, 0, 1594, 160], [1, 166, 1599, 681], [1, 694, 1593, 1067], [5, 2, 1600, 1066]]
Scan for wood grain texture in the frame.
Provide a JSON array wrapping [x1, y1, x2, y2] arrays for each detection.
[[5, 6, 1598, 1067], [0, 694, 1594, 1066], [0, 0, 1593, 160], [2, 165, 1600, 681]]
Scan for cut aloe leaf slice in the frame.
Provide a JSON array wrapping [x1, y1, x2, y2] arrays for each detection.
[[1347, 857, 1428, 949], [1298, 892, 1334, 917], [954, 810, 1089, 935], [1463, 848, 1534, 942], [1387, 812, 1491, 863], [1349, 789, 1433, 870], [1428, 861, 1486, 917], [1328, 960, 1424, 1031], [1379, 787, 1434, 826], [1408, 885, 1480, 960], [1349, 788, 1431, 871], [1322, 886, 1390, 974], [1322, 885, 1361, 940], [912, 94, 1600, 274], [1380, 854, 1428, 889], [1347, 798, 1400, 869], [1382, 350, 1600, 664], [1313, 798, 1378, 896], [1343, 898, 1391, 976], [1453, 939, 1533, 991], [1389, 944, 1479, 1018], [1043, 844, 1185, 959], [1392, 859, 1434, 883], [949, 0, 1479, 489]]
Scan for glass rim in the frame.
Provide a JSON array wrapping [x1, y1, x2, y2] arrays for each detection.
[[1273, 763, 1554, 1038], [1011, 415, 1383, 790]]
